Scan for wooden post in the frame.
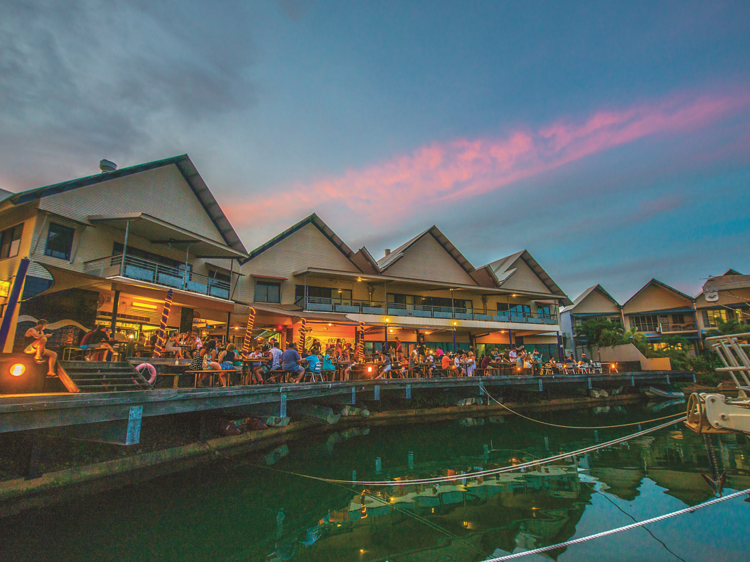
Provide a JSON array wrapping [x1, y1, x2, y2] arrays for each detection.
[[109, 289, 120, 335]]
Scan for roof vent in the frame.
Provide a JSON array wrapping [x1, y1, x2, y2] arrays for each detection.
[[99, 159, 117, 173], [384, 249, 391, 257]]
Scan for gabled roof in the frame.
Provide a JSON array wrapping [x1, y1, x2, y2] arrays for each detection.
[[4, 154, 247, 255], [724, 269, 742, 276], [484, 250, 572, 305], [243, 213, 361, 269], [623, 278, 694, 308], [562, 284, 620, 313], [377, 225, 475, 274]]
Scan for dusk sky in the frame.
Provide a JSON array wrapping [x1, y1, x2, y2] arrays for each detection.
[[1, 1, 749, 302]]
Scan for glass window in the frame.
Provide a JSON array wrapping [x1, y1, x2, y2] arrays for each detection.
[[703, 309, 734, 328], [0, 223, 23, 260], [537, 305, 552, 318], [630, 314, 659, 332], [45, 223, 75, 260], [255, 281, 281, 303]]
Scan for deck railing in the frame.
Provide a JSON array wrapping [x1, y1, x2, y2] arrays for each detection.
[[298, 296, 558, 325], [83, 254, 231, 299], [658, 320, 698, 333]]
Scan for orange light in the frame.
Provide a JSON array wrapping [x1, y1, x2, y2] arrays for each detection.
[[389, 329, 393, 333], [328, 323, 332, 326], [385, 318, 390, 322], [10, 363, 25, 377], [367, 366, 372, 373]]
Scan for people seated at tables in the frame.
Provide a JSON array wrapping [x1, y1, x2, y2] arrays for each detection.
[[81, 325, 116, 361], [441, 352, 451, 373], [310, 338, 322, 356], [580, 353, 589, 364], [374, 350, 391, 379], [165, 333, 184, 359], [451, 353, 464, 376], [549, 356, 561, 374], [322, 347, 336, 381], [23, 319, 57, 376], [465, 352, 476, 377], [190, 339, 224, 387], [219, 343, 240, 370], [282, 343, 306, 383], [246, 345, 265, 385], [267, 340, 283, 371], [480, 354, 491, 371], [113, 329, 129, 342]]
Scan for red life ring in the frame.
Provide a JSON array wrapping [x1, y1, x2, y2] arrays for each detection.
[[136, 363, 157, 385]]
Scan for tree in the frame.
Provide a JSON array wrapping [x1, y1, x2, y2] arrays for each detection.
[[574, 318, 624, 353], [707, 318, 750, 336]]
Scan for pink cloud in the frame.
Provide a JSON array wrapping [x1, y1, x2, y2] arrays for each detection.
[[226, 91, 749, 227]]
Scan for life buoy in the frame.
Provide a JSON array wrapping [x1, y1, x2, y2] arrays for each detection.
[[136, 363, 157, 385]]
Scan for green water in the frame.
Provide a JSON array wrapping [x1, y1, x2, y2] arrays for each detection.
[[3, 403, 750, 562]]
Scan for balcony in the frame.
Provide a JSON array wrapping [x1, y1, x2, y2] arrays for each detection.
[[658, 320, 698, 334], [84, 254, 231, 300], [298, 297, 559, 326]]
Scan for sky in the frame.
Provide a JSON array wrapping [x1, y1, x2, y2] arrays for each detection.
[[1, 0, 749, 302]]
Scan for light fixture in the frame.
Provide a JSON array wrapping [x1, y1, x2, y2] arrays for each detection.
[[453, 321, 457, 326], [512, 294, 517, 297], [389, 329, 393, 333], [132, 302, 158, 310], [129, 334, 134, 339], [328, 323, 332, 326], [10, 363, 25, 377], [367, 366, 372, 373], [385, 318, 390, 322]]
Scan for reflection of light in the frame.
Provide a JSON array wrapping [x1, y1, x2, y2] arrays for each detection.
[[10, 363, 25, 377]]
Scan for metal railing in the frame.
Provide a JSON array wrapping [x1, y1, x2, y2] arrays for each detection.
[[298, 296, 559, 325], [658, 320, 698, 333], [705, 332, 750, 396], [83, 254, 231, 299]]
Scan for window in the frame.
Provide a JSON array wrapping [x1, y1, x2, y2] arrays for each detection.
[[537, 305, 552, 319], [703, 309, 734, 328], [630, 314, 659, 332], [255, 281, 280, 303], [45, 223, 75, 260], [113, 242, 190, 273], [0, 223, 23, 260], [295, 285, 352, 303], [388, 292, 472, 310]]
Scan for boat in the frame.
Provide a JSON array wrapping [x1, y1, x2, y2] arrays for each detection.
[[644, 386, 685, 399]]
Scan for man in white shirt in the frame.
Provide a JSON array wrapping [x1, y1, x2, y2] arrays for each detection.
[[268, 341, 283, 370]]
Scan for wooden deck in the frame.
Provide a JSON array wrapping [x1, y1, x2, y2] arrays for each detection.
[[0, 370, 695, 434]]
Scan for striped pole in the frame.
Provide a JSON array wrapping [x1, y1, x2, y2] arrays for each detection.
[[298, 318, 307, 353], [357, 322, 365, 362], [241, 307, 256, 359], [152, 289, 173, 358]]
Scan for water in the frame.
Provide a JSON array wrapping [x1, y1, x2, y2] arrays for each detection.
[[3, 404, 750, 561]]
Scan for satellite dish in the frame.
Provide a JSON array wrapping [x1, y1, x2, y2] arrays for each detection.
[[705, 290, 719, 302]]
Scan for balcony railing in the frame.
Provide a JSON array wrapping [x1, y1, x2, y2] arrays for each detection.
[[84, 254, 231, 300], [659, 320, 698, 333], [298, 297, 559, 325]]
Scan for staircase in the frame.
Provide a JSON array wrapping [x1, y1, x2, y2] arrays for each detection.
[[57, 361, 152, 393]]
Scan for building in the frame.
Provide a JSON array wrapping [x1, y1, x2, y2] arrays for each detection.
[[0, 155, 248, 352], [696, 269, 750, 335], [221, 214, 571, 360], [560, 284, 622, 356], [0, 155, 571, 360]]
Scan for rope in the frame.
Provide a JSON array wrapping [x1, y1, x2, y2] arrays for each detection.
[[482, 488, 750, 561], [481, 387, 685, 429], [251, 417, 682, 487]]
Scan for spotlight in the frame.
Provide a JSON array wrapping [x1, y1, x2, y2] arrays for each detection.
[[10, 363, 25, 377]]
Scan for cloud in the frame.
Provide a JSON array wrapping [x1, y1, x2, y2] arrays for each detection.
[[0, 0, 257, 186], [226, 91, 750, 230]]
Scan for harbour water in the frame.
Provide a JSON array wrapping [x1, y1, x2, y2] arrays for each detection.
[[2, 403, 750, 561]]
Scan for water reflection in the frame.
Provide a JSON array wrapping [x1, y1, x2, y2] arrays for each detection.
[[263, 417, 750, 562]]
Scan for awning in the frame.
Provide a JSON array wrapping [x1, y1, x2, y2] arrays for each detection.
[[251, 274, 288, 280], [88, 213, 247, 259]]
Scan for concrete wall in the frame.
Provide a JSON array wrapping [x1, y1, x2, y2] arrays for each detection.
[[597, 344, 672, 371]]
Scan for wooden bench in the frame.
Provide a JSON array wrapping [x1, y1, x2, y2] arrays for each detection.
[[185, 369, 238, 388]]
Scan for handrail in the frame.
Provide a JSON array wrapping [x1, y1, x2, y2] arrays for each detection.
[[83, 254, 231, 299], [301, 296, 559, 324]]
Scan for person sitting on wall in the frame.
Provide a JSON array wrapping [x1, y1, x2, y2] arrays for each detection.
[[24, 319, 58, 376], [281, 343, 306, 383]]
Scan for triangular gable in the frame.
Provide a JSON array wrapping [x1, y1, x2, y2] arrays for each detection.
[[623, 279, 694, 314], [485, 250, 571, 304], [564, 285, 621, 314], [377, 226, 475, 275], [380, 230, 478, 285], [242, 214, 361, 273], [724, 269, 742, 276], [6, 154, 246, 254]]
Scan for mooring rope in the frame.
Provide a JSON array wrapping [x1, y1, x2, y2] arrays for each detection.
[[480, 387, 685, 429], [481, 488, 750, 561], [254, 417, 682, 487]]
